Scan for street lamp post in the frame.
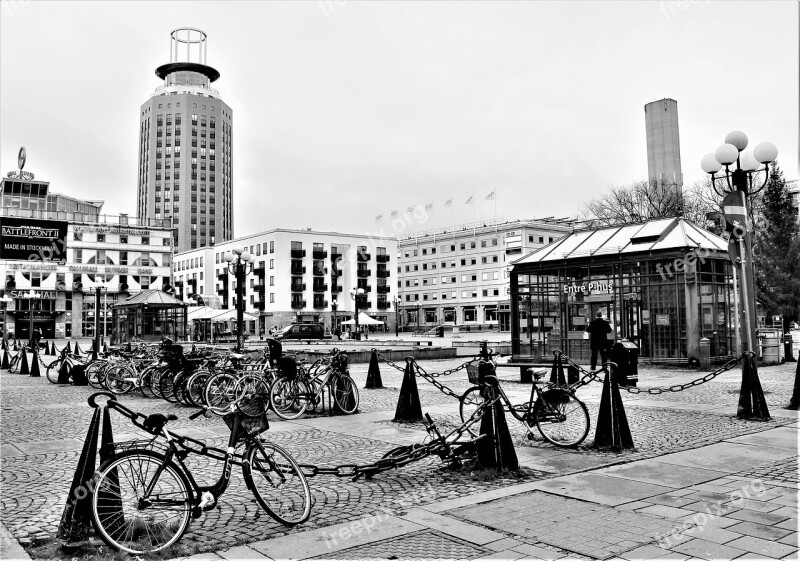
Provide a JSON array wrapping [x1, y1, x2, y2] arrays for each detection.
[[701, 131, 777, 420], [349, 287, 365, 340], [23, 289, 36, 348], [224, 247, 254, 351], [93, 278, 106, 355], [416, 304, 420, 331], [394, 296, 400, 337], [331, 297, 338, 337]]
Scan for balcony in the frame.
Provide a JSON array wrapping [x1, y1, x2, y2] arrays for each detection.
[[255, 301, 265, 311], [254, 283, 265, 293], [313, 283, 328, 292], [331, 285, 343, 293], [290, 266, 306, 275], [217, 271, 227, 281], [376, 254, 390, 263], [377, 285, 391, 294], [253, 265, 265, 277], [377, 269, 390, 278], [359, 285, 372, 293], [291, 299, 306, 309], [291, 249, 306, 258], [357, 252, 371, 262], [313, 298, 328, 309], [357, 269, 372, 278], [313, 267, 328, 276], [313, 250, 328, 259], [357, 300, 372, 309], [290, 283, 306, 292], [377, 301, 390, 310]]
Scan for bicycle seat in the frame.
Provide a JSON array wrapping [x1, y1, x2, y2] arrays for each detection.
[[143, 413, 179, 434], [527, 367, 548, 380]]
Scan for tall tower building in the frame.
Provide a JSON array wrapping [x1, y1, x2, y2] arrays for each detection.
[[644, 98, 683, 189], [137, 28, 233, 253]]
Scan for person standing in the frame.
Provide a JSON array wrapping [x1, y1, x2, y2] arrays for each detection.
[[585, 311, 612, 370]]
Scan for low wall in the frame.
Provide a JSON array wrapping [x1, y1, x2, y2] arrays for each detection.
[[453, 342, 512, 357]]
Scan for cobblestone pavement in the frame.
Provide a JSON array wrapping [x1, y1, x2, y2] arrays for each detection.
[[736, 456, 799, 485], [1, 353, 796, 559]]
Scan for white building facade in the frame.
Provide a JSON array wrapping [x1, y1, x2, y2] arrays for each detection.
[[396, 218, 573, 332], [174, 228, 398, 337]]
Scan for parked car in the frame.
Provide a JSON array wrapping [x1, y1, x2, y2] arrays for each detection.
[[274, 323, 330, 341]]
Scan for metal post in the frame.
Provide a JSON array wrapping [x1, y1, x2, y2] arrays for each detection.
[[94, 287, 102, 355], [395, 298, 399, 337], [235, 260, 244, 351], [354, 294, 359, 339], [28, 296, 34, 348]]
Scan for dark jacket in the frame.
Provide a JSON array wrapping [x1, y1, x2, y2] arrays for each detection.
[[585, 318, 611, 348]]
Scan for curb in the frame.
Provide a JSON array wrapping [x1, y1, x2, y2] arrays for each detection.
[[0, 521, 31, 561]]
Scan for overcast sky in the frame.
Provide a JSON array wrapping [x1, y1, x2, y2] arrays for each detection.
[[1, 1, 797, 239]]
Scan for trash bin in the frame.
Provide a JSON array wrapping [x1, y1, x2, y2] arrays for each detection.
[[785, 334, 796, 362], [436, 325, 445, 338], [610, 340, 639, 387], [762, 333, 780, 365]]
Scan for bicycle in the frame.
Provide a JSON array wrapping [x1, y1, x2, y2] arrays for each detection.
[[89, 391, 311, 555], [269, 350, 358, 420], [46, 347, 90, 384], [459, 362, 591, 448]]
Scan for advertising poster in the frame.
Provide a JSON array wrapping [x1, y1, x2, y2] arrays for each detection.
[[0, 217, 68, 262]]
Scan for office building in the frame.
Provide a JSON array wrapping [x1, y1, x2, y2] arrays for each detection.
[[645, 98, 683, 190], [0, 166, 173, 340], [174, 229, 398, 338], [396, 218, 573, 332], [137, 27, 233, 253]]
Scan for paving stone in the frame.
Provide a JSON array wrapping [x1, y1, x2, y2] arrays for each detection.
[[670, 538, 749, 560], [726, 509, 791, 525], [726, 521, 793, 541], [681, 525, 742, 545], [476, 549, 527, 560], [778, 519, 800, 531], [722, 497, 787, 513], [509, 543, 565, 559], [486, 537, 525, 552], [636, 504, 702, 520], [217, 545, 270, 559], [780, 533, 799, 548], [771, 506, 800, 519], [725, 535, 798, 559]]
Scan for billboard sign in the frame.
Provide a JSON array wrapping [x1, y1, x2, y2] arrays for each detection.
[[0, 217, 68, 262]]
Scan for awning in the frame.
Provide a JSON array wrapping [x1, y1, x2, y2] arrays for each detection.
[[340, 312, 385, 326]]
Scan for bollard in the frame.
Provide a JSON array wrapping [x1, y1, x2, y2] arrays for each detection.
[[96, 406, 124, 534], [785, 335, 796, 363], [592, 365, 635, 452], [787, 351, 800, 410], [476, 379, 519, 471], [737, 353, 770, 420], [698, 338, 711, 371], [365, 349, 384, 389], [19, 349, 29, 375], [393, 357, 424, 422], [73, 342, 81, 358], [103, 341, 109, 354], [1, 348, 8, 369], [65, 341, 72, 354], [58, 407, 100, 547], [57, 361, 72, 384], [29, 348, 41, 377], [549, 354, 567, 385], [479, 341, 490, 361], [50, 342, 57, 356], [125, 341, 132, 352], [13, 339, 18, 351]]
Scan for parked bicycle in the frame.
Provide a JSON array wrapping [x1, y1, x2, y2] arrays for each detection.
[[89, 391, 311, 554], [459, 361, 591, 448]]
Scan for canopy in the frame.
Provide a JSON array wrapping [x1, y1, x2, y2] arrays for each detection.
[[114, 289, 188, 309], [340, 312, 385, 326], [188, 306, 257, 323]]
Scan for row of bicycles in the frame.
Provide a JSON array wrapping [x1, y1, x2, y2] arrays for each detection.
[[42, 339, 360, 420]]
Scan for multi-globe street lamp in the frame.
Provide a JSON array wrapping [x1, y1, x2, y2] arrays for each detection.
[[22, 289, 37, 348], [223, 247, 254, 351], [393, 296, 400, 337], [350, 287, 365, 340], [92, 278, 108, 354], [331, 297, 338, 337], [700, 130, 777, 420]]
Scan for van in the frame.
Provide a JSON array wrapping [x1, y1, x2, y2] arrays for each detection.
[[274, 323, 328, 341]]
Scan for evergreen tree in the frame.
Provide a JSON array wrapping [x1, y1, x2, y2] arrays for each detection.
[[753, 162, 800, 328]]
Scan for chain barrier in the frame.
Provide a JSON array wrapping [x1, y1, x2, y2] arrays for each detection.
[[374, 352, 407, 373], [375, 351, 478, 400], [555, 350, 742, 395], [298, 393, 500, 481]]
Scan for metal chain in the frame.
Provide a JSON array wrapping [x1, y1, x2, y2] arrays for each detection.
[[298, 393, 500, 481], [413, 362, 464, 400], [555, 351, 741, 395], [375, 352, 408, 373]]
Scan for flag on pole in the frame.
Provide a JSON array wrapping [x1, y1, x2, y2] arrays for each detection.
[[375, 214, 383, 222], [465, 195, 473, 205], [444, 198, 453, 208], [390, 210, 398, 218], [485, 190, 495, 201], [424, 203, 434, 211]]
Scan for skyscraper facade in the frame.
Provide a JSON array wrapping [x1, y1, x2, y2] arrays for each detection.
[[137, 28, 233, 253], [644, 98, 683, 189]]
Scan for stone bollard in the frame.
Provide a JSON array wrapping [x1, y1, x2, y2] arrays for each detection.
[[699, 338, 711, 371]]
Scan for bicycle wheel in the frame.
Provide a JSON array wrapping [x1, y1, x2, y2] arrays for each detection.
[[160, 369, 180, 403], [243, 440, 311, 525], [204, 372, 237, 413], [269, 377, 309, 420], [45, 359, 64, 384], [106, 365, 135, 395], [233, 374, 270, 417], [459, 386, 484, 437], [139, 365, 159, 398], [533, 389, 590, 448], [185, 370, 210, 407], [87, 361, 108, 389], [92, 450, 192, 554], [9, 354, 20, 374], [332, 375, 359, 414], [149, 367, 167, 399]]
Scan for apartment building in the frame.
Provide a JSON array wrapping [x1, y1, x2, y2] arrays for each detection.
[[173, 228, 398, 336], [396, 218, 573, 331]]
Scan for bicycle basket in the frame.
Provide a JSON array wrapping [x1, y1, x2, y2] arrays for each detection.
[[467, 363, 480, 384], [224, 412, 269, 445]]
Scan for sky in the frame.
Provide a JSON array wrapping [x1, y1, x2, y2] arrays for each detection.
[[1, 1, 797, 240]]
